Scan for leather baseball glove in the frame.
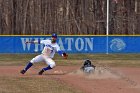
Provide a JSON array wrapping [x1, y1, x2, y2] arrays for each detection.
[[62, 52, 68, 59]]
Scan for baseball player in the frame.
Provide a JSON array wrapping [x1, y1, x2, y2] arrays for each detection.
[[20, 33, 68, 75], [80, 59, 96, 74]]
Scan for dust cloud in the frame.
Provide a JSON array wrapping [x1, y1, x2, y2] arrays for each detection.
[[68, 67, 120, 79]]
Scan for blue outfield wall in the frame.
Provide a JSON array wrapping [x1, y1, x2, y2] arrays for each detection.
[[0, 36, 140, 53]]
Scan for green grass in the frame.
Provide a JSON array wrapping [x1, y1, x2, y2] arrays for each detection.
[[0, 54, 140, 93], [0, 54, 140, 67], [1, 53, 140, 61], [0, 76, 83, 93]]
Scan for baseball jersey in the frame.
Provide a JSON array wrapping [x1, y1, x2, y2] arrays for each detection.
[[40, 39, 61, 58]]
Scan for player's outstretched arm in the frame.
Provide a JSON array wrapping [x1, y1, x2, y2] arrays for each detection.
[[57, 50, 68, 59], [25, 40, 39, 44]]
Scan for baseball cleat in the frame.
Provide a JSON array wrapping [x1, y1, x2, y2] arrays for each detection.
[[20, 69, 26, 74], [38, 69, 44, 75]]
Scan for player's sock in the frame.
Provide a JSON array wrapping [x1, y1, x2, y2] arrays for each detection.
[[24, 62, 33, 71], [42, 65, 52, 71]]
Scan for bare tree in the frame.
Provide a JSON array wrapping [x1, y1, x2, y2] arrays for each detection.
[[0, 0, 139, 35]]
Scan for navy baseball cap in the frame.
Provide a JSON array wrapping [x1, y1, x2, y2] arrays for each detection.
[[52, 33, 57, 38]]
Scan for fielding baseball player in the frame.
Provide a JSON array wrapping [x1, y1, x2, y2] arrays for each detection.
[[20, 33, 68, 75]]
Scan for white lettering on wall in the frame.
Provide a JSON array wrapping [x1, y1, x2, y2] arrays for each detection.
[[21, 38, 32, 51], [21, 37, 94, 52], [85, 38, 94, 51], [65, 38, 74, 51], [34, 38, 39, 52], [75, 38, 84, 51], [58, 38, 65, 50]]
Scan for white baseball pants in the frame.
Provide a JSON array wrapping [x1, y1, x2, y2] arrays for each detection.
[[30, 54, 56, 68]]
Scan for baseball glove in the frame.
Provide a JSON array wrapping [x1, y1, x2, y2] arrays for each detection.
[[62, 52, 68, 59]]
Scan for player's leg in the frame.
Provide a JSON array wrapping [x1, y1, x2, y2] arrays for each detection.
[[20, 54, 44, 74], [38, 58, 56, 75]]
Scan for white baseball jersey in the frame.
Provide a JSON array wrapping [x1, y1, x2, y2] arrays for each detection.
[[40, 39, 61, 58]]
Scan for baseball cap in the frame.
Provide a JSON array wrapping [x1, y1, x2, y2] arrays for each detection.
[[52, 33, 57, 38]]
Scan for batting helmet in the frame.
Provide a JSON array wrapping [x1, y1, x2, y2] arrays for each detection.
[[84, 59, 92, 66]]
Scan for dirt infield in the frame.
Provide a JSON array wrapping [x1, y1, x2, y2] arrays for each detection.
[[0, 66, 140, 93]]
